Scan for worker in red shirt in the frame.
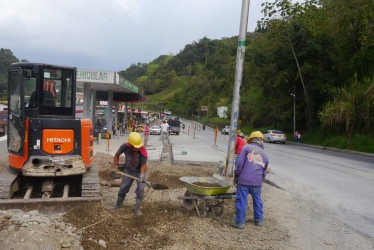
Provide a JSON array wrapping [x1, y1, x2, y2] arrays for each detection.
[[235, 132, 246, 166], [144, 121, 150, 147]]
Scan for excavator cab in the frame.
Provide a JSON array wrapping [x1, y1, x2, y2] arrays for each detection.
[[0, 63, 100, 211], [8, 64, 74, 158]]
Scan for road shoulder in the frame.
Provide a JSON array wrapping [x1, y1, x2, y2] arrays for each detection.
[[265, 172, 374, 249]]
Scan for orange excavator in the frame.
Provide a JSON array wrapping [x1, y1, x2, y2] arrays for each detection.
[[0, 63, 100, 212]]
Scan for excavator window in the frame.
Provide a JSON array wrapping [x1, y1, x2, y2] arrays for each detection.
[[39, 68, 74, 116], [23, 69, 37, 108]]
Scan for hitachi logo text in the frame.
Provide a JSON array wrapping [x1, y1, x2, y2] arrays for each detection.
[[46, 138, 71, 143]]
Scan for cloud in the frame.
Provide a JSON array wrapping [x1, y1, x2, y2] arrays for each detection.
[[0, 0, 269, 71]]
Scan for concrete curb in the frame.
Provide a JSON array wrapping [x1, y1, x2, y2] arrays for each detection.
[[172, 160, 219, 167], [285, 141, 374, 159]]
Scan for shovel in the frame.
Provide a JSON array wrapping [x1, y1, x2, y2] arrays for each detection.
[[116, 171, 169, 190]]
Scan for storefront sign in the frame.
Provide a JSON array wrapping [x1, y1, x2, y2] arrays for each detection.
[[77, 69, 114, 83], [119, 78, 139, 93]]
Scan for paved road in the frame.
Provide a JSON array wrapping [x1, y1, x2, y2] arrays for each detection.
[[265, 142, 374, 239], [181, 120, 374, 239]]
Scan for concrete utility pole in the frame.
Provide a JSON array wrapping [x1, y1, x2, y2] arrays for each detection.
[[226, 0, 250, 177]]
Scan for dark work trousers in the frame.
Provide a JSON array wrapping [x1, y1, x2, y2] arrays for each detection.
[[118, 168, 145, 198]]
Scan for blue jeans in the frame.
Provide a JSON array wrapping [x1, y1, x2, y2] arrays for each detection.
[[235, 153, 240, 166], [235, 184, 263, 225]]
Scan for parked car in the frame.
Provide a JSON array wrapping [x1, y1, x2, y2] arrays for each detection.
[[150, 125, 161, 135], [263, 130, 286, 144], [222, 125, 230, 135]]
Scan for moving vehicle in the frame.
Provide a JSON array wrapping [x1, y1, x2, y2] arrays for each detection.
[[263, 130, 287, 144], [150, 125, 161, 135], [0, 63, 100, 210], [222, 126, 230, 135], [167, 118, 181, 135]]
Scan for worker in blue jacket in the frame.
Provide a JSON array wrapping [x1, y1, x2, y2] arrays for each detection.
[[232, 131, 269, 229]]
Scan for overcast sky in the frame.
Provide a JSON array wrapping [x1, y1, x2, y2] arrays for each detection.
[[1, 0, 270, 72]]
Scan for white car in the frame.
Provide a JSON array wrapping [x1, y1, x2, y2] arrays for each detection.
[[263, 130, 286, 144], [222, 126, 230, 135], [150, 125, 161, 135]]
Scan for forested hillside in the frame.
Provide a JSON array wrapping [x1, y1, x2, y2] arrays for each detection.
[[0, 49, 21, 101], [120, 0, 374, 137]]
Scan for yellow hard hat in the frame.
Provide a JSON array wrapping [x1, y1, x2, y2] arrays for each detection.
[[128, 132, 143, 148], [247, 131, 264, 142]]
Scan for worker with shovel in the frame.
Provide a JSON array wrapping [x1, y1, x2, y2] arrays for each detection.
[[112, 132, 148, 215], [232, 131, 269, 228]]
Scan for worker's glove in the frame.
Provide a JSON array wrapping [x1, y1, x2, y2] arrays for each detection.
[[139, 174, 146, 183], [233, 175, 238, 187]]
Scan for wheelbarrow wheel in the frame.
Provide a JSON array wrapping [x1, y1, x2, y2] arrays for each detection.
[[183, 190, 197, 211]]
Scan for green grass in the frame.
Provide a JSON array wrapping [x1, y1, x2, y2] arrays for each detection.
[[292, 129, 374, 153], [193, 117, 230, 129], [147, 77, 189, 104]]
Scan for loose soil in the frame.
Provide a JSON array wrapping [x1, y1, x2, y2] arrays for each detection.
[[65, 153, 293, 249], [192, 182, 221, 187]]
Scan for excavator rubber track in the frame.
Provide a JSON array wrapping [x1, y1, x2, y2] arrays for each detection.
[[82, 165, 101, 197], [0, 165, 101, 213]]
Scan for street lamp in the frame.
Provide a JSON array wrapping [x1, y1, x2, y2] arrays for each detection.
[[291, 85, 296, 137]]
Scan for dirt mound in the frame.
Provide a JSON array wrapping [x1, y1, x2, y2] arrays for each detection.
[[93, 152, 126, 182], [147, 164, 216, 189], [71, 157, 293, 249], [64, 201, 189, 249], [192, 182, 221, 187]]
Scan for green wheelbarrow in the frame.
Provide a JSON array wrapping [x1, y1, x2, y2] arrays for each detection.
[[178, 176, 235, 217]]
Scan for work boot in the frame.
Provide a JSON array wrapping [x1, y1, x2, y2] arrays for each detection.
[[111, 195, 125, 210], [134, 197, 143, 216], [231, 221, 245, 229], [254, 220, 263, 227]]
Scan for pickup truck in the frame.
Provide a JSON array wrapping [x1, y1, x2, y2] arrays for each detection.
[[222, 125, 230, 135]]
